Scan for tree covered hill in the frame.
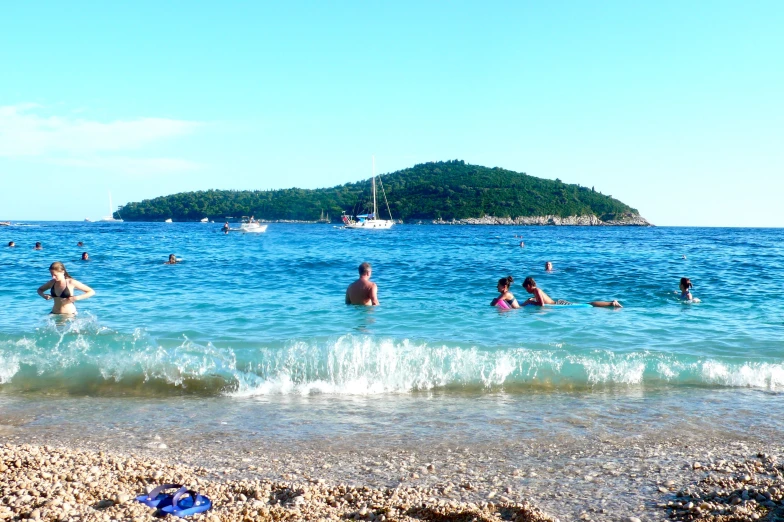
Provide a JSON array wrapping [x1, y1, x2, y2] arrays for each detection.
[[118, 160, 642, 223]]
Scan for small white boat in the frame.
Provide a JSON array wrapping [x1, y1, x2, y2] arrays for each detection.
[[98, 191, 123, 222], [344, 157, 394, 230], [239, 222, 267, 233], [200, 217, 209, 223], [0, 221, 10, 227], [165, 218, 173, 223]]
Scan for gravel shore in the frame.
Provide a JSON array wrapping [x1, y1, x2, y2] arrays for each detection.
[[3, 438, 784, 522], [0, 443, 553, 522]]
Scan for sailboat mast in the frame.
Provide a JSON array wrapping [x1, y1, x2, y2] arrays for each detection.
[[372, 156, 377, 218]]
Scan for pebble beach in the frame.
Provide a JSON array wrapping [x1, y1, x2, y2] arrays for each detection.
[[3, 422, 784, 522]]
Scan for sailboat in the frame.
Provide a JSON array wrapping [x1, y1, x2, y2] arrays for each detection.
[[344, 157, 394, 229], [98, 191, 123, 222]]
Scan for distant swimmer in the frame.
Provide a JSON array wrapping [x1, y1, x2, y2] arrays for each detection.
[[519, 241, 525, 247], [345, 262, 379, 306], [37, 261, 95, 315], [7, 241, 15, 247], [545, 261, 553, 272], [679, 277, 700, 302], [222, 222, 230, 234], [521, 277, 622, 308], [77, 241, 84, 247], [34, 242, 42, 250], [165, 254, 180, 265], [81, 252, 89, 261], [491, 275, 520, 309]]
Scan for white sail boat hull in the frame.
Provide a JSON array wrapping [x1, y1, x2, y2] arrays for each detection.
[[345, 219, 393, 229]]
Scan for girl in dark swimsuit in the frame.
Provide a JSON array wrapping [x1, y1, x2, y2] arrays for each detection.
[[37, 261, 95, 315], [491, 275, 520, 308]]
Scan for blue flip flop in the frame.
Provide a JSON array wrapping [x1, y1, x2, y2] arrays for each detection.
[[135, 484, 185, 508], [160, 488, 212, 517]]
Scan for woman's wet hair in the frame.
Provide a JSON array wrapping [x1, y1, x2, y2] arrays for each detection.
[[522, 276, 536, 288], [49, 261, 72, 279], [680, 277, 693, 289], [497, 275, 514, 288]]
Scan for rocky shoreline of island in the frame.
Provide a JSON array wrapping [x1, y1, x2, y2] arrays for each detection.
[[432, 214, 651, 226]]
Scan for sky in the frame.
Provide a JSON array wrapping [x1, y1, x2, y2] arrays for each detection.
[[0, 1, 782, 226]]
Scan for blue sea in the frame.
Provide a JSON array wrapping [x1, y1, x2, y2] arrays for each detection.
[[1, 222, 783, 449]]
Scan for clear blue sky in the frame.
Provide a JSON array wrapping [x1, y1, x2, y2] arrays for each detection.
[[1, 1, 782, 226]]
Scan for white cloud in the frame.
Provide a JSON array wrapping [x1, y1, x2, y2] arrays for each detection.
[[0, 104, 203, 172]]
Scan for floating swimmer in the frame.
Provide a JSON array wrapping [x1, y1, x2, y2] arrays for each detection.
[[679, 277, 701, 303], [521, 277, 622, 308], [491, 275, 520, 309], [545, 261, 553, 272], [165, 254, 180, 265], [37, 261, 95, 315]]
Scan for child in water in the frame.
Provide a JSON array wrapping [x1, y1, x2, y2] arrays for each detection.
[[491, 275, 520, 309], [521, 277, 622, 308], [679, 277, 700, 302]]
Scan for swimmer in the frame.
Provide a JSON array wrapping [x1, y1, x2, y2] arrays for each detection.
[[491, 275, 520, 308], [34, 242, 42, 250], [37, 261, 95, 315], [7, 241, 15, 247], [519, 241, 525, 247], [81, 252, 89, 261], [165, 254, 179, 264], [345, 262, 379, 306], [222, 222, 230, 234], [545, 261, 553, 272], [679, 277, 700, 302], [77, 241, 84, 247], [521, 277, 622, 308]]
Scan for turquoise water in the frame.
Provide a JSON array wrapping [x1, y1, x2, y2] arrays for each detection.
[[1, 222, 782, 397]]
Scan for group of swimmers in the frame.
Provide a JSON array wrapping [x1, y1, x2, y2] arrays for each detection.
[[490, 267, 698, 309], [5, 238, 188, 314]]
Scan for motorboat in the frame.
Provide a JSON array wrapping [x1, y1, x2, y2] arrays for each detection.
[[165, 218, 173, 223], [239, 221, 268, 233], [200, 217, 209, 223]]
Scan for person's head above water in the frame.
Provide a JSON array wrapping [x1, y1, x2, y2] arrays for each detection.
[[545, 261, 553, 271], [168, 254, 177, 264], [49, 261, 72, 280], [77, 241, 84, 247], [522, 276, 537, 291], [680, 277, 693, 291], [81, 252, 89, 260], [497, 275, 514, 292], [34, 242, 42, 250], [358, 262, 372, 277], [7, 241, 14, 247]]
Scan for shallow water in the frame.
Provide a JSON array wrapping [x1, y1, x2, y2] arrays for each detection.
[[1, 223, 784, 440]]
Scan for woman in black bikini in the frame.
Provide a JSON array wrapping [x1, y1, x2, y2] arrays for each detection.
[[491, 275, 521, 308], [37, 261, 95, 315]]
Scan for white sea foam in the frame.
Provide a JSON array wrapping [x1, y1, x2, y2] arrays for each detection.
[[3, 329, 784, 394]]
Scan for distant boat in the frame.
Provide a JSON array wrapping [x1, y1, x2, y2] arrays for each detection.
[[98, 191, 123, 222], [343, 156, 394, 230], [0, 221, 10, 227], [317, 210, 330, 223], [239, 222, 267, 233], [165, 218, 173, 223], [84, 218, 92, 223], [200, 217, 209, 223]]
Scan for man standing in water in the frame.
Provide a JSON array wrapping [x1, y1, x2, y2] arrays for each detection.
[[346, 262, 379, 306]]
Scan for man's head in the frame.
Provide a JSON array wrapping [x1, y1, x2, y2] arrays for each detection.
[[358, 262, 372, 276]]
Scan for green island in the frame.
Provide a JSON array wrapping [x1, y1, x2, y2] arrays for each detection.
[[118, 160, 649, 225]]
